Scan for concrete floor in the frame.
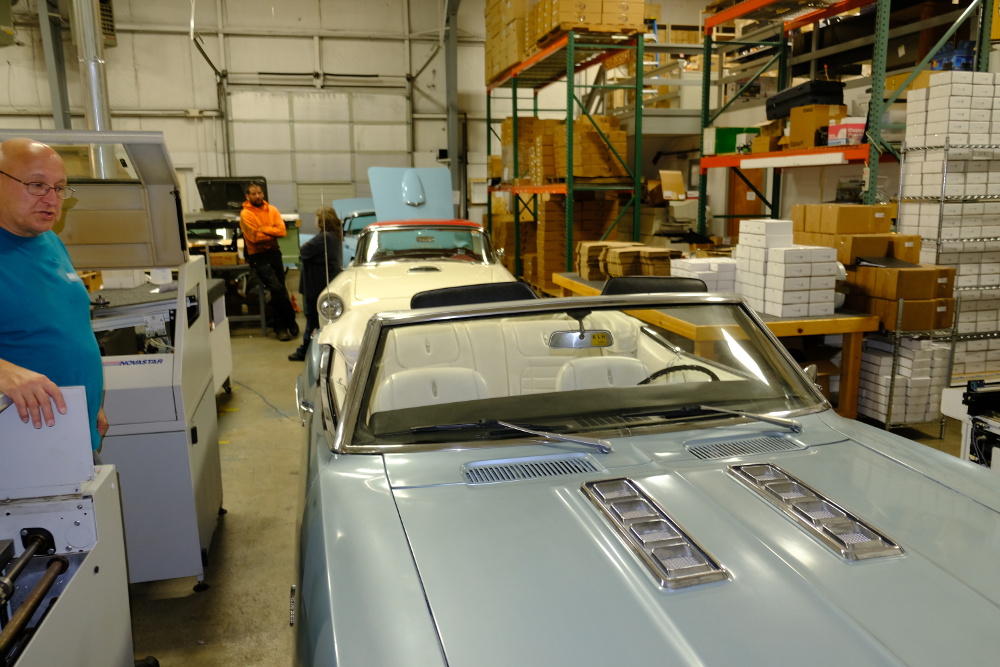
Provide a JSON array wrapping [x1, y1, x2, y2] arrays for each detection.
[[125, 302, 968, 665], [129, 321, 303, 666]]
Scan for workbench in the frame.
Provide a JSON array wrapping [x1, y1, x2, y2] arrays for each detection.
[[551, 273, 879, 419]]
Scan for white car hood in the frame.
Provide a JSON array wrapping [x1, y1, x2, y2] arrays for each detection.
[[347, 262, 514, 303]]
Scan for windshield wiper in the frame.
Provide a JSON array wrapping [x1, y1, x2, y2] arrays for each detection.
[[412, 419, 612, 454], [696, 405, 802, 433], [621, 404, 801, 434]]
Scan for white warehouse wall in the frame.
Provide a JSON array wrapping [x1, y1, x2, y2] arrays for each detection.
[[0, 0, 701, 231]]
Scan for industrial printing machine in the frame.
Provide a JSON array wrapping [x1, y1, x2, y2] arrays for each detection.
[[0, 130, 226, 589], [958, 381, 1000, 470], [0, 388, 132, 666]]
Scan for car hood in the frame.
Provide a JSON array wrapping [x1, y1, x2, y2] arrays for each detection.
[[346, 262, 514, 303], [384, 417, 1000, 666]]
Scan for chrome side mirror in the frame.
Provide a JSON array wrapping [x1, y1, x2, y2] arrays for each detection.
[[803, 364, 818, 383]]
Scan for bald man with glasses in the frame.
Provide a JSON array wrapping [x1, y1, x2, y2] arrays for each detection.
[[0, 137, 107, 452]]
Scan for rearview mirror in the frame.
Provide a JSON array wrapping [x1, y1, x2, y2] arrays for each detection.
[[549, 330, 613, 349]]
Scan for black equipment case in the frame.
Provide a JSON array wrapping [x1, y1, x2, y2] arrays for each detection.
[[766, 80, 845, 120]]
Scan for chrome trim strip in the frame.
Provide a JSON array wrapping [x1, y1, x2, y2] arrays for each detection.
[[729, 463, 904, 561], [583, 478, 729, 589]]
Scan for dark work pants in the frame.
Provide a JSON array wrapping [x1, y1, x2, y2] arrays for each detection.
[[248, 248, 296, 334], [294, 298, 320, 356]]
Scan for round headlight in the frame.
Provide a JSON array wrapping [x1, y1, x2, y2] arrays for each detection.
[[319, 294, 344, 321]]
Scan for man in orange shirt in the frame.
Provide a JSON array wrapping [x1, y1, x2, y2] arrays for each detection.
[[240, 183, 299, 341]]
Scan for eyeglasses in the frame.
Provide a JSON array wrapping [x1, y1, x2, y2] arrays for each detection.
[[0, 170, 75, 200]]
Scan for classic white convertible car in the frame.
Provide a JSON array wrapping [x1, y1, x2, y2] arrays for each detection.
[[316, 219, 515, 365], [294, 283, 1000, 666]]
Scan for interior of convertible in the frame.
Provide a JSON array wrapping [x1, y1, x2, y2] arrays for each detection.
[[337, 303, 819, 444]]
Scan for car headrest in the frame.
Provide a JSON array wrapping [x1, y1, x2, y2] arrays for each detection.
[[410, 282, 538, 309], [601, 276, 708, 295]]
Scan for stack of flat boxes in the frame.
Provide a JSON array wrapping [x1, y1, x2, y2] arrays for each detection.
[[734, 219, 837, 316], [489, 195, 520, 274], [899, 70, 1000, 379], [535, 197, 618, 287], [485, 0, 529, 82], [553, 117, 628, 179], [858, 338, 951, 424], [670, 257, 736, 291]]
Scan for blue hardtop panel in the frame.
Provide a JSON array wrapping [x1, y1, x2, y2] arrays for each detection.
[[369, 167, 453, 221], [331, 197, 375, 221]]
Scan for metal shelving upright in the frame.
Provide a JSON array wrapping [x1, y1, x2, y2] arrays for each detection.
[[900, 139, 1000, 387], [486, 31, 645, 282], [695, 0, 994, 234]]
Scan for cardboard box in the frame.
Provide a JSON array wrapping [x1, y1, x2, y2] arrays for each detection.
[[804, 204, 823, 233], [791, 204, 806, 231], [658, 170, 686, 200], [828, 117, 866, 146], [788, 104, 847, 150], [934, 266, 956, 298], [209, 251, 240, 266], [935, 297, 955, 329], [884, 70, 932, 96], [887, 234, 921, 263], [872, 266, 938, 300], [751, 135, 780, 153], [646, 180, 664, 206], [834, 234, 891, 265], [818, 204, 892, 235], [872, 297, 954, 331]]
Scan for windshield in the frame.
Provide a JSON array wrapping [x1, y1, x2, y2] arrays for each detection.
[[344, 212, 376, 235], [356, 226, 491, 264], [337, 300, 824, 451]]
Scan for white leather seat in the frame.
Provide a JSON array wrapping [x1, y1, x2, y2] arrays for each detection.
[[372, 367, 491, 412], [555, 356, 649, 391]]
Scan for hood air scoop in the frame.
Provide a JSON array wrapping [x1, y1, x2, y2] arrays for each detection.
[[729, 464, 904, 561], [583, 478, 728, 589], [688, 435, 801, 460], [464, 453, 599, 484], [407, 266, 441, 273]]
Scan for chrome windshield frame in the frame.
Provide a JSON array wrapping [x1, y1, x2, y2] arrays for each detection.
[[328, 293, 831, 454]]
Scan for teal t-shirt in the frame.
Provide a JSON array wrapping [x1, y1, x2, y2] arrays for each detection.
[[0, 228, 104, 449]]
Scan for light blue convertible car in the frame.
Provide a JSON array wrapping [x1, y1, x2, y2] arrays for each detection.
[[294, 287, 1000, 666]]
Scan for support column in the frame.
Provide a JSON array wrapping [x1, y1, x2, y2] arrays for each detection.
[[863, 0, 891, 205], [35, 0, 71, 129], [70, 0, 116, 177], [445, 0, 463, 217]]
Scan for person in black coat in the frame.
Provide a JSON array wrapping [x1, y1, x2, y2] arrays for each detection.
[[289, 207, 343, 361]]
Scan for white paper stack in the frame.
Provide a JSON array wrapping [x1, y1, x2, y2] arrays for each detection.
[[670, 257, 737, 292], [857, 338, 950, 424], [735, 219, 838, 317], [898, 70, 1000, 380]]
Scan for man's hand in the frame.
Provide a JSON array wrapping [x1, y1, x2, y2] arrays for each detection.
[[0, 359, 66, 429], [97, 407, 109, 437]]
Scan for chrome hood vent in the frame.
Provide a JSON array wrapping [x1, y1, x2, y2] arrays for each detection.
[[688, 436, 801, 460], [575, 414, 662, 428], [729, 464, 904, 562], [464, 453, 599, 484], [583, 478, 728, 589], [407, 266, 441, 273]]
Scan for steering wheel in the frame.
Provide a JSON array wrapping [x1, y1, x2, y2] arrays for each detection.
[[638, 364, 720, 385]]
